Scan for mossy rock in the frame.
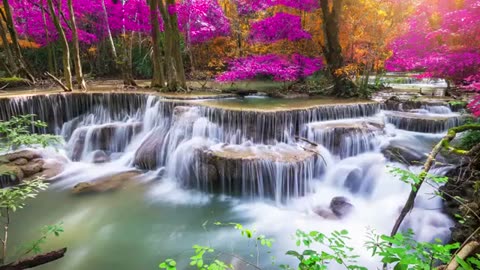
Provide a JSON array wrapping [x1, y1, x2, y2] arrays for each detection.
[[0, 77, 31, 88]]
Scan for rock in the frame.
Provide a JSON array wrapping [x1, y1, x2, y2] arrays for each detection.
[[69, 122, 142, 161], [330, 197, 354, 218], [27, 158, 66, 181], [306, 119, 384, 157], [1, 149, 41, 162], [92, 150, 110, 164], [382, 144, 427, 165], [133, 127, 168, 170], [384, 111, 464, 133], [10, 158, 28, 166], [314, 197, 354, 219], [72, 171, 142, 194], [20, 159, 45, 176], [191, 143, 323, 199]]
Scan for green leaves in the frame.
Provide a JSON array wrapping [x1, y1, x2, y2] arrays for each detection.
[[0, 114, 62, 152], [159, 259, 177, 270], [286, 229, 367, 270], [0, 179, 49, 216]]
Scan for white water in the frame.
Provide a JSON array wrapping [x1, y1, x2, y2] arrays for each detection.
[[7, 94, 458, 269]]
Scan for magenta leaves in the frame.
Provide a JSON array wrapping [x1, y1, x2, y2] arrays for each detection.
[[216, 54, 323, 82], [249, 13, 311, 43]]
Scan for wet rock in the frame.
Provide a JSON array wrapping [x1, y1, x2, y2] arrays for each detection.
[[69, 122, 143, 161], [92, 150, 110, 164], [72, 171, 142, 194], [306, 120, 384, 157], [133, 127, 168, 170], [314, 197, 354, 219], [382, 144, 427, 166], [11, 158, 29, 166], [330, 197, 354, 218], [384, 111, 464, 133], [192, 143, 322, 199]]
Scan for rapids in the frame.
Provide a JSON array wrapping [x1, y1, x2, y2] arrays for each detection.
[[0, 93, 463, 269]]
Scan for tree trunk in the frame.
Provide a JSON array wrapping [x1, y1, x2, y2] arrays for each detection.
[[101, 0, 117, 59], [0, 19, 17, 75], [319, 0, 355, 96], [67, 0, 87, 90], [158, 0, 187, 91], [0, 0, 35, 82], [167, 0, 187, 90], [47, 0, 73, 91], [149, 0, 165, 89]]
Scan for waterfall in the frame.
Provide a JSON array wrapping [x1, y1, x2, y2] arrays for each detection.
[[2, 92, 465, 270]]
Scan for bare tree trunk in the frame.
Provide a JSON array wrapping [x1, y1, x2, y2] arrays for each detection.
[[40, 1, 56, 74], [0, 0, 35, 82], [67, 0, 87, 90], [149, 0, 165, 89], [101, 0, 117, 59], [47, 0, 73, 92]]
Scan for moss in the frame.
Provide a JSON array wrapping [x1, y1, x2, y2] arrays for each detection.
[[0, 77, 31, 88]]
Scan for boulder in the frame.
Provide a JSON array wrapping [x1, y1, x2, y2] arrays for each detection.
[[382, 144, 427, 166], [314, 197, 354, 220], [92, 150, 110, 164], [1, 149, 41, 162], [133, 127, 168, 170], [20, 159, 45, 176], [72, 171, 142, 194]]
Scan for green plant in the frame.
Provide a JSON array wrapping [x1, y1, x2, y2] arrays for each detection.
[[366, 229, 459, 270], [0, 114, 61, 151], [0, 115, 63, 266], [285, 230, 367, 270], [0, 179, 49, 264]]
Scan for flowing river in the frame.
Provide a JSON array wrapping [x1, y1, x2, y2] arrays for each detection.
[[0, 93, 465, 269]]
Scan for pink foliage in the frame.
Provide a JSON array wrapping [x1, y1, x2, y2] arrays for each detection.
[[235, 0, 318, 15], [10, 0, 230, 46], [386, 0, 480, 115], [249, 13, 311, 43], [174, 0, 231, 44], [216, 54, 323, 82]]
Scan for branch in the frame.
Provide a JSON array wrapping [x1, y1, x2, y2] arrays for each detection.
[[446, 241, 480, 270], [44, 72, 71, 92], [390, 124, 480, 237], [0, 248, 67, 270]]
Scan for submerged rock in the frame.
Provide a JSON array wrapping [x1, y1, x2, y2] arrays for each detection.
[[72, 171, 142, 194]]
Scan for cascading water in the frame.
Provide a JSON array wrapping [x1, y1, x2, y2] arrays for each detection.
[[2, 93, 461, 270]]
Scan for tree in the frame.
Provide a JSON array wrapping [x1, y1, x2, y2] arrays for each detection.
[[149, 0, 165, 88], [158, 0, 187, 91], [0, 0, 35, 82], [46, 0, 73, 92], [67, 0, 87, 90]]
